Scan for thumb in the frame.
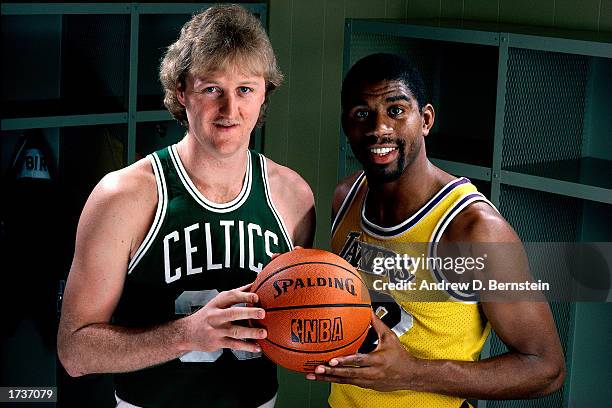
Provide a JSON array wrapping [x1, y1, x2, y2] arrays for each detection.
[[272, 246, 304, 260], [370, 310, 391, 341]]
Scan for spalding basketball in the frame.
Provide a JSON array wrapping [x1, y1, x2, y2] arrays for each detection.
[[251, 248, 371, 373]]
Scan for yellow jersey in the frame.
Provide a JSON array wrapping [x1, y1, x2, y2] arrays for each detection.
[[330, 173, 492, 408]]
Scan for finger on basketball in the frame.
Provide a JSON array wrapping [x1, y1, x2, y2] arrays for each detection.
[[214, 288, 258, 308], [329, 353, 370, 367], [223, 338, 263, 353], [220, 306, 265, 323], [225, 325, 267, 340], [370, 310, 390, 339], [235, 282, 253, 292], [316, 364, 367, 378]]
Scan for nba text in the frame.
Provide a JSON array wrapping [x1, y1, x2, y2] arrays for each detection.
[[291, 317, 344, 343]]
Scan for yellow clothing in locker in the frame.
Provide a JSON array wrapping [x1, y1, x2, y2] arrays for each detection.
[[330, 172, 492, 408]]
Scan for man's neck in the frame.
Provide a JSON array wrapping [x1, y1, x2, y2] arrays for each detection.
[[175, 134, 249, 203], [365, 157, 449, 227]]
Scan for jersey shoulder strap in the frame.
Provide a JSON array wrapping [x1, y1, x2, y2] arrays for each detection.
[[252, 151, 294, 250], [126, 149, 169, 274]]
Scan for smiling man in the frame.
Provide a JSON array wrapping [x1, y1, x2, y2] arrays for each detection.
[[315, 53, 566, 407], [57, 5, 315, 408]]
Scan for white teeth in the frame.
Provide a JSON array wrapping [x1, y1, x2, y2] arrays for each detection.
[[370, 147, 396, 155]]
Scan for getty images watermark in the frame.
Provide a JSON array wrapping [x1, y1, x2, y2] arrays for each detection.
[[370, 252, 549, 293], [352, 242, 612, 302]]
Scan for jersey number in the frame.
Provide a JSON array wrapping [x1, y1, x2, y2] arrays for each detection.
[[359, 291, 413, 353], [175, 290, 261, 362]]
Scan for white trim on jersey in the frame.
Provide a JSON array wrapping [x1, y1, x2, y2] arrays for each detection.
[[427, 191, 498, 303], [360, 177, 470, 239], [168, 144, 253, 213], [127, 153, 168, 275], [259, 153, 294, 250], [115, 393, 278, 408], [429, 192, 498, 245], [331, 172, 366, 235]]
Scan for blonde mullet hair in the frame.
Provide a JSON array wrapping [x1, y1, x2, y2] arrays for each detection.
[[160, 4, 283, 127]]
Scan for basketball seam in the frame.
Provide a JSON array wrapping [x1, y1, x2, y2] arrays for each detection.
[[265, 303, 372, 312], [261, 324, 371, 354], [252, 261, 368, 294]]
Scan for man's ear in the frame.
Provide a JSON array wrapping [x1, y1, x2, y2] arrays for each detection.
[[422, 103, 435, 137], [176, 81, 186, 107]]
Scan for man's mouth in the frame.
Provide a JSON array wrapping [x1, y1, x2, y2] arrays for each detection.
[[367, 145, 399, 165], [370, 146, 397, 156], [213, 120, 240, 128]]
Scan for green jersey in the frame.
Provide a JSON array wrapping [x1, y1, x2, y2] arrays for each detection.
[[113, 145, 292, 407]]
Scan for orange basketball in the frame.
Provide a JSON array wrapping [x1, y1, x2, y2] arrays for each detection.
[[250, 248, 371, 373]]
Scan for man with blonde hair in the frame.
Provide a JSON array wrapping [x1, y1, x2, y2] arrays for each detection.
[[58, 5, 315, 407]]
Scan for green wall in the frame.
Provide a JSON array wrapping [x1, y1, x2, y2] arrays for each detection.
[[264, 0, 612, 251]]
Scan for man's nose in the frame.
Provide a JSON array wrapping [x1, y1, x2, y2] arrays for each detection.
[[366, 113, 393, 138], [219, 93, 238, 116]]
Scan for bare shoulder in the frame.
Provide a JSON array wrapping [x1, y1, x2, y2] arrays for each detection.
[[264, 157, 315, 248], [443, 201, 519, 243], [87, 158, 155, 216], [265, 158, 313, 202], [332, 171, 363, 217], [79, 157, 158, 256]]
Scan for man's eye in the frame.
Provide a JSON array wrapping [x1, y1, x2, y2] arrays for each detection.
[[239, 87, 252, 94], [201, 87, 219, 94], [389, 106, 404, 116], [354, 110, 369, 119]]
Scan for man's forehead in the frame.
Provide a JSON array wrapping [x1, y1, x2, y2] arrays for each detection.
[[190, 56, 265, 82], [347, 79, 416, 103], [189, 68, 264, 83]]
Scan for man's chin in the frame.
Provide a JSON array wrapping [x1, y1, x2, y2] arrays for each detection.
[[363, 165, 403, 184]]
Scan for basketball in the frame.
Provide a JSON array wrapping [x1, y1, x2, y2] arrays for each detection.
[[250, 248, 372, 373]]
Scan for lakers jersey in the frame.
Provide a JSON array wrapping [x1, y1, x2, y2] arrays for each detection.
[[113, 145, 292, 408], [330, 173, 492, 408]]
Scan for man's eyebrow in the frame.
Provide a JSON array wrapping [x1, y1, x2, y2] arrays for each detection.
[[347, 99, 368, 107], [386, 95, 410, 103]]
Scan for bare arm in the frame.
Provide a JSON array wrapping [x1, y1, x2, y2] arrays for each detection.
[[312, 202, 566, 399], [405, 204, 565, 398], [267, 159, 316, 248], [331, 171, 362, 222], [430, 204, 564, 397], [57, 162, 266, 377]]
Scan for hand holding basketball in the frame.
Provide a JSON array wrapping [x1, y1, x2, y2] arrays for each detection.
[[183, 283, 267, 354], [306, 311, 418, 391], [251, 248, 371, 372]]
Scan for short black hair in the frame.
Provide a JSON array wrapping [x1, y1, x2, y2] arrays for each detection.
[[341, 53, 427, 112]]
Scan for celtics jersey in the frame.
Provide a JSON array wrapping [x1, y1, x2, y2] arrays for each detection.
[[330, 173, 493, 408], [113, 145, 292, 408]]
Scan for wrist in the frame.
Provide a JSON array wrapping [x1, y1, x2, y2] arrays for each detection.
[[403, 354, 425, 392], [174, 314, 194, 353]]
